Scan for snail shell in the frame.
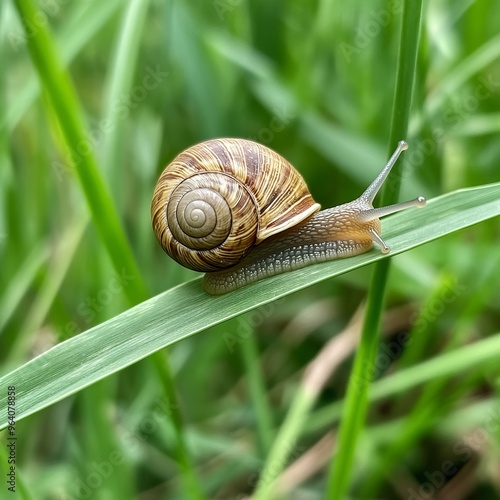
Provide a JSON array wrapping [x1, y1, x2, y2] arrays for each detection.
[[151, 138, 320, 271]]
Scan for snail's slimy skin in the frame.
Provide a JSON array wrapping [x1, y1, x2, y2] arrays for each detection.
[[203, 202, 378, 294]]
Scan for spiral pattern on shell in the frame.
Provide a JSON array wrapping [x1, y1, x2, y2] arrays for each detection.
[[151, 138, 320, 272]]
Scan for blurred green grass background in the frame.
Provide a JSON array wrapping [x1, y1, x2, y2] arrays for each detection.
[[1, 0, 500, 499]]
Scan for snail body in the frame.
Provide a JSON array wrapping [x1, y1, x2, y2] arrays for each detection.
[[151, 138, 425, 295]]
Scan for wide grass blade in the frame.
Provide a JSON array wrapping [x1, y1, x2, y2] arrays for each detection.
[[0, 182, 499, 430]]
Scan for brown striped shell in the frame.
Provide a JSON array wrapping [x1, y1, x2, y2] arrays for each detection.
[[151, 138, 320, 272]]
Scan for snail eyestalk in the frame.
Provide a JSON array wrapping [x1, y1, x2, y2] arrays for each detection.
[[360, 196, 426, 222], [361, 140, 408, 204], [356, 141, 426, 251]]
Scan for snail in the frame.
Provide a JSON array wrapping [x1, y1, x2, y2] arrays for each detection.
[[151, 138, 425, 295]]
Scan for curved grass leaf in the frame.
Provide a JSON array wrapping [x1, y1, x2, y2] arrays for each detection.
[[0, 182, 499, 429]]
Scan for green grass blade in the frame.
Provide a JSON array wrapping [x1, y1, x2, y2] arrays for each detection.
[[102, 0, 151, 186], [425, 32, 500, 118], [3, 0, 122, 134], [9, 216, 88, 361], [253, 389, 315, 500], [0, 182, 498, 430], [239, 324, 274, 457], [370, 333, 500, 401], [12, 0, 148, 304], [326, 2, 424, 497], [0, 242, 50, 333], [307, 331, 500, 437]]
